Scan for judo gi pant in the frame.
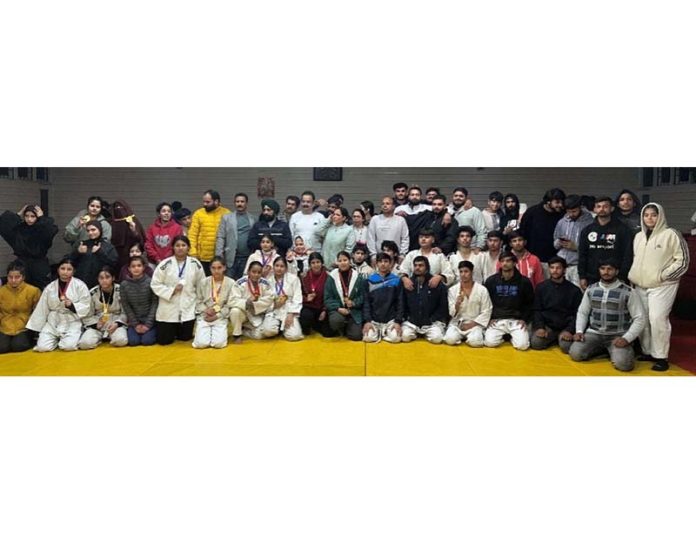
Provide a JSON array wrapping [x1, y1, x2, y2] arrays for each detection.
[[78, 326, 128, 349], [401, 321, 445, 344], [35, 322, 82, 352], [261, 314, 304, 341], [529, 328, 573, 353], [635, 283, 679, 360], [443, 324, 485, 347], [569, 331, 635, 372], [0, 331, 33, 353], [192, 319, 229, 349], [484, 319, 530, 351], [363, 320, 401, 343]]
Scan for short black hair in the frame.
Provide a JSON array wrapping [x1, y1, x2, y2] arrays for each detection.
[[156, 201, 172, 213], [498, 250, 518, 263], [458, 260, 474, 271], [301, 190, 316, 201], [543, 188, 566, 203], [431, 194, 446, 204], [360, 201, 375, 216], [598, 258, 619, 269], [412, 255, 430, 270], [352, 242, 368, 254], [457, 225, 476, 238], [205, 190, 221, 201], [564, 194, 582, 210], [508, 231, 526, 242], [327, 194, 344, 205], [172, 235, 191, 248], [286, 195, 300, 207], [486, 230, 504, 240], [488, 191, 504, 202], [376, 252, 393, 263], [453, 187, 469, 197], [392, 182, 408, 191], [425, 187, 440, 194], [418, 227, 435, 238], [380, 240, 399, 254], [547, 256, 568, 268], [408, 185, 422, 195], [234, 192, 249, 202], [595, 195, 613, 206]]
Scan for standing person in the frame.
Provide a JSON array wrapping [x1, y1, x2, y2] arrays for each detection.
[[613, 189, 642, 234], [392, 182, 409, 207], [261, 256, 304, 341], [248, 199, 293, 257], [628, 203, 690, 371], [482, 191, 505, 232], [351, 209, 369, 246], [366, 196, 409, 265], [0, 261, 41, 354], [351, 243, 373, 278], [483, 251, 535, 351], [444, 261, 492, 347], [78, 266, 128, 349], [399, 228, 455, 287], [188, 190, 230, 275], [215, 192, 256, 280], [362, 252, 403, 343], [150, 235, 206, 345], [399, 190, 452, 252], [325, 251, 365, 341], [505, 231, 544, 290], [173, 205, 192, 237], [119, 256, 158, 346], [109, 199, 146, 271], [299, 252, 333, 337], [424, 187, 441, 204], [289, 191, 329, 253], [321, 207, 356, 269], [395, 186, 431, 216], [570, 260, 646, 372], [553, 195, 594, 287], [64, 196, 112, 248], [448, 226, 487, 284], [360, 201, 375, 225], [0, 204, 58, 289], [232, 261, 274, 342], [145, 202, 183, 267], [447, 187, 487, 249], [278, 195, 300, 223], [500, 193, 527, 236], [118, 242, 154, 282], [577, 196, 634, 290], [530, 257, 583, 352], [519, 188, 566, 276], [192, 257, 239, 349], [400, 256, 449, 344], [71, 221, 119, 289], [26, 258, 91, 352]]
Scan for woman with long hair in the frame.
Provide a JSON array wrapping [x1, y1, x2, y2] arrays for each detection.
[[324, 251, 365, 340], [119, 256, 158, 346], [261, 256, 304, 341], [321, 207, 356, 269], [232, 261, 274, 342], [78, 266, 128, 349], [299, 252, 333, 336], [351, 208, 369, 245], [0, 260, 41, 353], [145, 201, 183, 266], [117, 242, 154, 282]]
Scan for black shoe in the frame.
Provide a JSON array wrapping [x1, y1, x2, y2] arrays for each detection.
[[637, 354, 654, 362], [651, 359, 669, 372]]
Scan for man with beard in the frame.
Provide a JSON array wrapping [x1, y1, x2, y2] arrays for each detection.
[[400, 256, 449, 344], [289, 191, 329, 252], [519, 188, 566, 277], [447, 187, 487, 249], [216, 192, 257, 280], [424, 187, 440, 204], [278, 195, 300, 223], [395, 186, 432, 216], [248, 199, 292, 257], [577, 196, 634, 290], [188, 190, 230, 276], [400, 194, 456, 252], [392, 182, 409, 207]]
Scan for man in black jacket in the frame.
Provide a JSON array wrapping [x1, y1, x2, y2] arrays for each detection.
[[483, 251, 535, 350], [577, 195, 634, 290], [402, 194, 456, 253], [530, 256, 583, 352], [247, 199, 292, 257], [400, 256, 449, 344], [519, 188, 566, 273]]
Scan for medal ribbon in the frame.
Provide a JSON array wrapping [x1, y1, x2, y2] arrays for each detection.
[[248, 279, 260, 299], [338, 270, 352, 299], [58, 279, 71, 300]]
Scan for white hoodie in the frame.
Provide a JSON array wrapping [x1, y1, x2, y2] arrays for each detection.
[[628, 202, 690, 289]]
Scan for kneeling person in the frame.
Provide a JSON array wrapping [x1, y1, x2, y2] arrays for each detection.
[[530, 256, 582, 352], [79, 266, 128, 349], [325, 251, 366, 341], [444, 261, 492, 347], [569, 259, 645, 372], [362, 252, 403, 343], [483, 251, 534, 350], [261, 256, 304, 341], [401, 256, 448, 344], [233, 261, 274, 342]]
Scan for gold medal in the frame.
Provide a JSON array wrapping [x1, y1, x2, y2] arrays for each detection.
[[213, 304, 221, 312]]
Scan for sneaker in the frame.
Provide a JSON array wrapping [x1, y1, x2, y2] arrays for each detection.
[[651, 359, 669, 372]]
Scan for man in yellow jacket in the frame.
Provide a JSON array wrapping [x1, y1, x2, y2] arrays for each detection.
[[188, 189, 230, 276]]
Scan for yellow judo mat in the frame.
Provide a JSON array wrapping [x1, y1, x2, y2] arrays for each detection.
[[0, 335, 692, 376]]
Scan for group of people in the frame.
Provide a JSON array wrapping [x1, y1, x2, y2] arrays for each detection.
[[0, 184, 690, 373]]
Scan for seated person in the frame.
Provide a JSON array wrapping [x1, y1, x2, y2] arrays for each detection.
[[483, 251, 534, 350], [351, 243, 373, 278], [444, 261, 492, 347], [119, 256, 159, 346], [261, 256, 304, 341], [400, 256, 448, 344], [233, 261, 274, 342], [399, 228, 455, 288], [530, 256, 582, 352], [362, 252, 403, 343], [325, 251, 365, 341], [0, 260, 41, 353], [78, 266, 128, 349], [192, 257, 240, 349], [569, 259, 645, 372]]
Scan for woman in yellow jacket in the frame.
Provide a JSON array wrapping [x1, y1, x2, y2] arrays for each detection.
[[0, 260, 41, 353], [187, 190, 230, 275], [628, 202, 690, 371]]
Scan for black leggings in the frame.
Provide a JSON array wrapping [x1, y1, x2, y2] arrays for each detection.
[[299, 307, 335, 337], [0, 331, 33, 354], [156, 320, 195, 345]]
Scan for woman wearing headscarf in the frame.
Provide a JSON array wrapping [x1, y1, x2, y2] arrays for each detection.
[[70, 220, 119, 289], [613, 189, 642, 234], [110, 199, 146, 270], [0, 204, 58, 289], [26, 257, 91, 352], [628, 202, 690, 372], [64, 196, 112, 248]]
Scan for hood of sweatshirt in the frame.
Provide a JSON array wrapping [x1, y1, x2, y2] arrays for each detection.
[[639, 202, 668, 236]]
